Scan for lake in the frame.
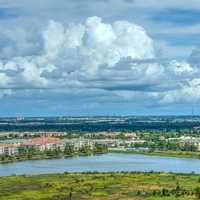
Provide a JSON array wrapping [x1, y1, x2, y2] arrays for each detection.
[[0, 153, 200, 176]]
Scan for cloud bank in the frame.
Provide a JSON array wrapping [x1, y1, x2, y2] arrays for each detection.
[[0, 16, 200, 108]]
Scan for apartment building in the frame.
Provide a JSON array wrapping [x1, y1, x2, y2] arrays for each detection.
[[0, 144, 18, 156], [22, 136, 64, 151]]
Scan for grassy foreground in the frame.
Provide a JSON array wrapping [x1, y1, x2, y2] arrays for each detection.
[[1, 172, 200, 200]]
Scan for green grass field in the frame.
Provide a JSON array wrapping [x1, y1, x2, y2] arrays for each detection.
[[0, 172, 200, 200]]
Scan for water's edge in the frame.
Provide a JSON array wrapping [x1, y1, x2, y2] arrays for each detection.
[[1, 153, 200, 176]]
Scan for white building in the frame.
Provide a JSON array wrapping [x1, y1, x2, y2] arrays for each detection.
[[64, 138, 94, 151], [22, 136, 64, 151], [0, 144, 18, 156]]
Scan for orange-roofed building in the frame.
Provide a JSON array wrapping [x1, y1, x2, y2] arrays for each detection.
[[23, 136, 63, 151]]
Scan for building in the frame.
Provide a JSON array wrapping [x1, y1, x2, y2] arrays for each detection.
[[41, 132, 66, 137], [93, 139, 123, 147], [124, 132, 137, 139], [74, 139, 94, 151], [197, 144, 200, 151], [0, 144, 18, 156], [84, 132, 121, 139], [22, 136, 63, 151], [63, 138, 95, 151]]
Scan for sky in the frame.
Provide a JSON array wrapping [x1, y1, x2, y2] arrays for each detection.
[[0, 0, 200, 116]]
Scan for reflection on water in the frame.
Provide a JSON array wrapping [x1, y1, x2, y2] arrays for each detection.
[[0, 153, 200, 176]]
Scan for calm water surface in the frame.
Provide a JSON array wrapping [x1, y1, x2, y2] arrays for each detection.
[[0, 153, 200, 176]]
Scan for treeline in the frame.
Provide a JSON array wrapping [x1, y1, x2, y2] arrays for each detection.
[[132, 140, 198, 152], [0, 120, 200, 132]]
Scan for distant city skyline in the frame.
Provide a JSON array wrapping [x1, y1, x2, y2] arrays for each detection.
[[0, 0, 200, 116]]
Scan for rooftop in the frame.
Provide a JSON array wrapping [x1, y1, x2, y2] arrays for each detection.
[[23, 136, 62, 146]]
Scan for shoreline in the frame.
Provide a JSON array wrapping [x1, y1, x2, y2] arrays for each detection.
[[1, 149, 200, 164], [0, 151, 105, 164], [1, 152, 200, 177], [109, 149, 200, 159]]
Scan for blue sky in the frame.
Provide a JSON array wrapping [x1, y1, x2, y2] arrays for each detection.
[[0, 0, 200, 116]]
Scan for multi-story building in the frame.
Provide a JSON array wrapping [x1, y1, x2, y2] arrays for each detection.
[[63, 138, 95, 151], [0, 144, 18, 156], [41, 132, 66, 137], [74, 139, 94, 151], [22, 136, 63, 151]]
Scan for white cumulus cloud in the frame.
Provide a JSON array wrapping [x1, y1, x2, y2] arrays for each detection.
[[0, 16, 199, 107]]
